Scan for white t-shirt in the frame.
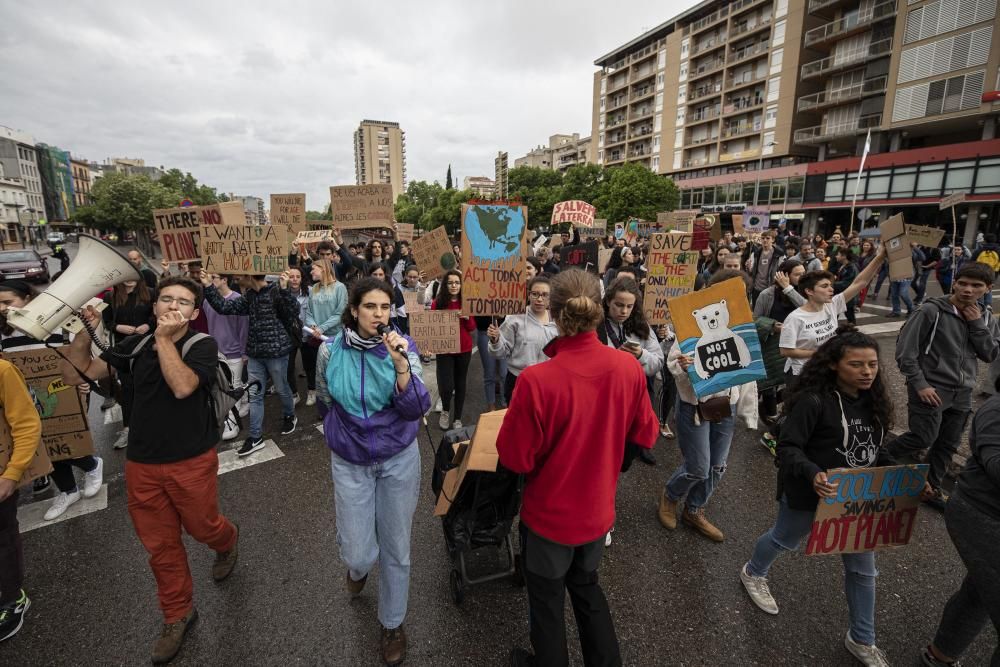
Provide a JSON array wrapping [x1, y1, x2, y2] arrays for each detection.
[[779, 293, 846, 375]]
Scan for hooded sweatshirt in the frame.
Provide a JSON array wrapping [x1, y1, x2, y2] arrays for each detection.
[[488, 308, 558, 376], [896, 296, 1000, 393]]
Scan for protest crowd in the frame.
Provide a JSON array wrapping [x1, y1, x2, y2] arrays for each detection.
[[1, 208, 999, 667]]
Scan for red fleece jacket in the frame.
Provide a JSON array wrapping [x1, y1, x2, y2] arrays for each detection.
[[497, 330, 659, 545], [431, 299, 476, 353]]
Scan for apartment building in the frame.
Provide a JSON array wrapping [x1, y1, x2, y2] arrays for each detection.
[[0, 126, 44, 224], [514, 133, 594, 172], [495, 151, 509, 199], [463, 176, 495, 197], [229, 195, 266, 225], [354, 120, 407, 202], [0, 162, 27, 245], [70, 158, 92, 208]]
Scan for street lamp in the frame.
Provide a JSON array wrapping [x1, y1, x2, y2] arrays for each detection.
[[754, 141, 778, 207]]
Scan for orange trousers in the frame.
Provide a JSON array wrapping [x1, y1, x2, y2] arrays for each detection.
[[126, 448, 236, 623]]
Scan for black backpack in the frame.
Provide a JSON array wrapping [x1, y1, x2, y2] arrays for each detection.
[[269, 287, 303, 349]]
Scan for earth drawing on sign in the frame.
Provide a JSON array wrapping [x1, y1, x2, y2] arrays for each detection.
[[465, 205, 525, 260]]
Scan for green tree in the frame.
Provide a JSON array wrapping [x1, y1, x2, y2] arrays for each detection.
[[559, 164, 606, 203], [156, 168, 225, 205], [594, 163, 679, 224], [445, 165, 453, 190], [70, 172, 178, 237], [306, 205, 332, 220], [508, 166, 564, 229]]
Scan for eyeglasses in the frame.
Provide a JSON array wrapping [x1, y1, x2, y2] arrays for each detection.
[[529, 292, 549, 300], [158, 295, 195, 308]]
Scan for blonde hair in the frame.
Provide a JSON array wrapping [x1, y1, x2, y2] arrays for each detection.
[[310, 258, 336, 293], [550, 268, 603, 336]]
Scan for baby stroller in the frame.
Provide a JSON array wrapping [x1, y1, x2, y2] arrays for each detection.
[[431, 424, 523, 605]]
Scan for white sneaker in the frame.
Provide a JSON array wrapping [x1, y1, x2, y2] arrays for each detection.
[[740, 563, 779, 615], [452, 419, 463, 429], [82, 457, 103, 498], [845, 632, 890, 667], [434, 397, 443, 413], [306, 390, 316, 406], [604, 528, 613, 547], [44, 491, 81, 521], [438, 412, 450, 430], [222, 414, 240, 441], [237, 396, 250, 418], [112, 427, 129, 449]]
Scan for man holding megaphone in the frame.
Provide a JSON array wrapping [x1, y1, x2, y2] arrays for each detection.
[[59, 275, 239, 665]]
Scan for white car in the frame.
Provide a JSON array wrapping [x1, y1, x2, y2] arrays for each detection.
[[47, 231, 65, 243]]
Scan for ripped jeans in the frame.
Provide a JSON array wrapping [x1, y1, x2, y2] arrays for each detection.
[[665, 399, 734, 510]]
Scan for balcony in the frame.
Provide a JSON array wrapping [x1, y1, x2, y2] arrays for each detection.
[[800, 38, 893, 79], [808, 0, 855, 15], [607, 95, 629, 111], [689, 57, 727, 80], [722, 121, 762, 138], [796, 75, 888, 112], [605, 134, 627, 147], [686, 107, 721, 124], [730, 0, 771, 15], [606, 153, 625, 164], [726, 70, 766, 91], [630, 86, 654, 101], [606, 76, 629, 94], [686, 134, 719, 147], [606, 116, 626, 128], [804, 0, 897, 47], [683, 157, 712, 168], [689, 82, 723, 102], [629, 107, 654, 122], [729, 40, 769, 65], [689, 5, 730, 34], [724, 95, 765, 114], [731, 14, 772, 38], [692, 34, 727, 57], [793, 113, 882, 144], [629, 127, 654, 139]]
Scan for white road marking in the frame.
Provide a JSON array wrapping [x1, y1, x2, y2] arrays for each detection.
[[854, 312, 875, 320], [857, 321, 905, 335], [217, 440, 284, 475], [20, 484, 109, 533], [861, 303, 894, 312]]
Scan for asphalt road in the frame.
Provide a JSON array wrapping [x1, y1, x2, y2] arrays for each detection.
[[8, 248, 997, 665]]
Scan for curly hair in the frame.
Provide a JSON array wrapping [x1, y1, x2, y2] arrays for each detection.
[[784, 324, 893, 430], [602, 277, 650, 340]]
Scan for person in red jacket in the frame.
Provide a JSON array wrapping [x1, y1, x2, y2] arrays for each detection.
[[498, 268, 659, 667], [430, 269, 477, 430]]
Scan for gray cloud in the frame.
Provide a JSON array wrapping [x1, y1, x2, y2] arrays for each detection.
[[0, 0, 700, 209]]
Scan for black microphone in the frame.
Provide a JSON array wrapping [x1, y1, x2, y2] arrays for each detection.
[[375, 323, 405, 353]]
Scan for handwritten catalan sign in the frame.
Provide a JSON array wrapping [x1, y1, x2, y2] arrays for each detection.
[[939, 192, 966, 210], [154, 206, 203, 262], [411, 225, 456, 281], [558, 241, 600, 274], [270, 193, 307, 249], [806, 465, 928, 556], [329, 184, 395, 229], [644, 233, 699, 326], [905, 224, 946, 248], [669, 277, 765, 397], [201, 224, 288, 275], [551, 200, 596, 227], [410, 309, 461, 355], [2, 348, 94, 462], [461, 204, 528, 316]]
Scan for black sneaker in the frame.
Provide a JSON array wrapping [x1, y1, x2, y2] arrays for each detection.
[[0, 589, 30, 642], [32, 476, 50, 496], [237, 436, 265, 457], [281, 414, 297, 435]]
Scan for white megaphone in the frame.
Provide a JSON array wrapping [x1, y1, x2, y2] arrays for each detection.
[[6, 234, 141, 340]]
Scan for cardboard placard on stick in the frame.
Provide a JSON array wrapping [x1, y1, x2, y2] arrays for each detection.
[[2, 348, 94, 462], [880, 214, 911, 280], [200, 201, 247, 226], [658, 210, 698, 233], [550, 200, 596, 227], [905, 224, 946, 248], [461, 204, 528, 316], [806, 465, 928, 556], [396, 223, 415, 243], [434, 409, 506, 516], [411, 225, 455, 281], [644, 233, 699, 326], [295, 229, 332, 245], [0, 405, 51, 487], [270, 193, 307, 249], [154, 206, 203, 262], [201, 224, 288, 275], [410, 309, 461, 355], [329, 184, 395, 229], [598, 247, 614, 274], [402, 291, 422, 313]]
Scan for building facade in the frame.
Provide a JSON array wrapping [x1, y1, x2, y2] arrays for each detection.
[[0, 161, 27, 245], [494, 151, 509, 199], [229, 195, 266, 225], [35, 143, 75, 222], [0, 126, 45, 224], [70, 158, 92, 209], [514, 133, 593, 172], [353, 120, 407, 202], [463, 176, 495, 197]]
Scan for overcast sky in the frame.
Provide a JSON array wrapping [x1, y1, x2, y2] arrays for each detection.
[[0, 0, 700, 210]]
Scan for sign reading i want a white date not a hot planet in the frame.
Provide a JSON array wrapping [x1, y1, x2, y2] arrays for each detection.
[[201, 224, 288, 275]]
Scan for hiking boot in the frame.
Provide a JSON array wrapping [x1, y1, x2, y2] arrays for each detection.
[[381, 625, 407, 666], [151, 608, 198, 664], [346, 571, 367, 598], [657, 491, 679, 530], [0, 590, 30, 642], [281, 414, 297, 435], [845, 631, 890, 667], [237, 436, 265, 457], [740, 563, 778, 615], [212, 523, 239, 582], [682, 507, 724, 542]]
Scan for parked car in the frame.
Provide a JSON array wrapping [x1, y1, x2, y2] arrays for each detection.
[[46, 231, 65, 243], [0, 249, 50, 283]]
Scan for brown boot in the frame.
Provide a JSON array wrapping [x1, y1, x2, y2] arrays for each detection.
[[381, 625, 407, 665], [212, 523, 239, 582], [682, 508, 724, 542], [346, 570, 368, 598], [151, 608, 198, 664], [657, 491, 679, 530]]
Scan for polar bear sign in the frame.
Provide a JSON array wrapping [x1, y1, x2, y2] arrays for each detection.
[[668, 277, 766, 397]]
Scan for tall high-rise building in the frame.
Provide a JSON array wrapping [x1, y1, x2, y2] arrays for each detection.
[[0, 126, 45, 223], [353, 120, 407, 202], [494, 151, 509, 199]]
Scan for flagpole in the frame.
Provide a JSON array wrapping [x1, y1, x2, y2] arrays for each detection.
[[849, 129, 872, 237]]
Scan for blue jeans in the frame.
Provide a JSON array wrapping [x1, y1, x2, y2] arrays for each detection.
[[747, 496, 878, 645], [913, 269, 930, 302], [331, 442, 421, 629], [889, 279, 914, 315], [476, 330, 508, 407], [665, 400, 734, 510], [247, 355, 294, 439]]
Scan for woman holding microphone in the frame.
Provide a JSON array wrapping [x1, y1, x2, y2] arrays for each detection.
[[314, 277, 430, 667]]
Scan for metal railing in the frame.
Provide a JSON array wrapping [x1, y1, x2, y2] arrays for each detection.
[[689, 82, 724, 101], [730, 0, 770, 15], [687, 107, 721, 123], [730, 14, 772, 38], [800, 38, 893, 79], [804, 0, 897, 46], [796, 75, 888, 112], [727, 70, 766, 89], [722, 122, 762, 138], [631, 87, 654, 101], [683, 157, 711, 168], [793, 113, 882, 143], [692, 33, 727, 56], [690, 5, 730, 34], [729, 41, 769, 64], [690, 57, 726, 78]]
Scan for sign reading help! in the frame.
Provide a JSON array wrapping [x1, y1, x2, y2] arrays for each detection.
[[201, 224, 289, 275], [643, 233, 699, 326], [668, 277, 766, 397], [460, 204, 528, 317], [806, 465, 928, 556]]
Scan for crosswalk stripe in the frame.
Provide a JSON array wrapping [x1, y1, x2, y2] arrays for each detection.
[[862, 303, 893, 312], [218, 440, 284, 475], [857, 321, 905, 335], [19, 484, 109, 534]]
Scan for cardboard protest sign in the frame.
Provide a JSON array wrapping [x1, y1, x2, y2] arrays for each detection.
[[295, 229, 332, 245], [2, 348, 94, 462], [598, 247, 614, 274], [668, 277, 766, 397], [658, 210, 698, 233], [329, 184, 395, 229], [940, 192, 966, 210], [644, 233, 699, 326], [410, 309, 461, 355], [614, 223, 624, 240], [743, 208, 770, 233], [460, 204, 528, 316], [880, 214, 911, 280], [270, 194, 307, 249], [402, 291, 422, 313], [396, 223, 415, 243], [0, 405, 51, 487], [202, 201, 248, 225], [434, 408, 506, 516], [550, 200, 596, 227], [201, 224, 288, 275], [906, 224, 946, 248], [806, 464, 928, 556], [732, 214, 745, 236], [624, 219, 640, 246], [558, 241, 600, 274], [153, 206, 203, 262], [411, 225, 456, 281], [578, 219, 607, 242]]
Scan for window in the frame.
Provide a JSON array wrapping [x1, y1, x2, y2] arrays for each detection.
[[654, 114, 662, 132], [787, 177, 804, 202], [945, 167, 974, 191], [675, 129, 685, 148], [652, 156, 660, 170], [825, 175, 847, 201], [916, 167, 945, 196], [763, 132, 776, 154], [679, 63, 688, 81], [657, 73, 665, 90], [728, 183, 743, 203], [655, 92, 664, 111], [770, 48, 784, 76], [772, 20, 786, 46], [673, 150, 683, 170], [770, 179, 787, 204], [977, 158, 1000, 193], [601, 78, 607, 93], [598, 150, 604, 164], [766, 77, 781, 102], [659, 49, 667, 68], [765, 104, 778, 128], [866, 169, 891, 197], [653, 135, 661, 149], [775, 0, 788, 18], [681, 39, 689, 58]]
